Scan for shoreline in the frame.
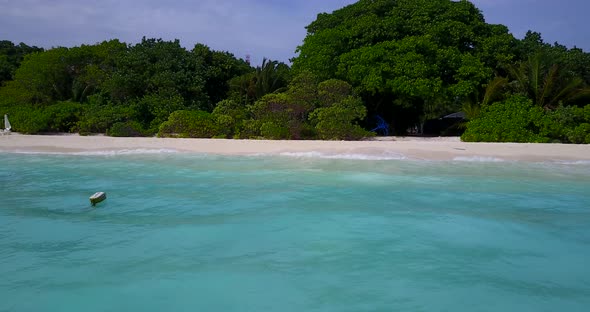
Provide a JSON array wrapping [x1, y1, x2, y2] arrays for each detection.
[[1, 134, 590, 162]]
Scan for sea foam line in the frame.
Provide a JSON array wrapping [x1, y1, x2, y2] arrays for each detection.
[[552, 160, 590, 165], [277, 151, 407, 160], [452, 156, 506, 162], [6, 148, 181, 156], [73, 149, 181, 156]]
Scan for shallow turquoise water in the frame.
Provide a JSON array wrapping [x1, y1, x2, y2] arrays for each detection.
[[1, 152, 590, 311]]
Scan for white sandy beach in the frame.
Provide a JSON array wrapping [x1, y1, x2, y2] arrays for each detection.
[[2, 134, 590, 162]]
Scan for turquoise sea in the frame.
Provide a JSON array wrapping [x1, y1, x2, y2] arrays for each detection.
[[1, 151, 590, 311]]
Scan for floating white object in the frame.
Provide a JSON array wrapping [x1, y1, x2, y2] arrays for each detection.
[[90, 192, 107, 206]]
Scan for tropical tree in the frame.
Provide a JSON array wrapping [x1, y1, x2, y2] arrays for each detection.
[[228, 58, 291, 105], [190, 43, 252, 110], [462, 76, 509, 120], [507, 51, 590, 109], [292, 0, 518, 133], [0, 41, 43, 85]]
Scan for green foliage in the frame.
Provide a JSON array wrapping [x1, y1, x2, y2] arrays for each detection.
[[130, 92, 187, 134], [1, 101, 84, 134], [212, 99, 247, 119], [317, 79, 353, 107], [212, 99, 248, 137], [250, 93, 295, 124], [293, 0, 517, 131], [507, 51, 590, 109], [9, 41, 127, 105], [0, 38, 253, 136], [284, 71, 319, 110], [464, 98, 590, 143], [107, 121, 146, 137], [461, 76, 510, 121], [540, 105, 590, 143], [237, 119, 264, 139], [337, 37, 444, 97], [11, 47, 70, 104], [462, 95, 549, 143], [310, 96, 373, 140], [158, 110, 219, 138], [213, 114, 235, 138], [76, 95, 138, 135], [249, 91, 312, 140], [253, 58, 291, 99], [0, 79, 37, 107], [190, 43, 253, 108], [243, 76, 371, 140], [228, 58, 291, 105], [0, 104, 49, 134], [259, 122, 290, 140], [517, 32, 590, 84], [44, 101, 86, 132], [566, 123, 590, 144], [0, 40, 43, 85]]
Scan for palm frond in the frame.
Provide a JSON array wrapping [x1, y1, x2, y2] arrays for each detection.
[[539, 64, 558, 108], [481, 76, 508, 106]]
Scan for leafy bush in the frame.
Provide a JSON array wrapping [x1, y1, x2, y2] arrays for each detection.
[[317, 79, 353, 107], [249, 93, 293, 123], [462, 95, 550, 143], [260, 121, 290, 139], [76, 104, 137, 135], [45, 101, 86, 132], [1, 104, 49, 134], [213, 114, 235, 138], [235, 119, 263, 139], [212, 99, 248, 137], [249, 93, 313, 139], [131, 92, 187, 134], [107, 121, 146, 137], [309, 96, 373, 140], [75, 94, 138, 135], [567, 123, 590, 144], [540, 105, 586, 142], [213, 99, 247, 119], [158, 110, 219, 138], [284, 71, 319, 110]]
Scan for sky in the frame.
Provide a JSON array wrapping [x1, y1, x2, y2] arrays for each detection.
[[1, 0, 588, 65]]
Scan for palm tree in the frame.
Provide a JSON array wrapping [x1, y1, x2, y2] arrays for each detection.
[[254, 58, 289, 99], [462, 76, 509, 119], [229, 58, 290, 105], [507, 52, 590, 109]]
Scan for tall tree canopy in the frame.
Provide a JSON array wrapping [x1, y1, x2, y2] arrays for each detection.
[[0, 38, 256, 135], [292, 0, 517, 133], [0, 40, 43, 86]]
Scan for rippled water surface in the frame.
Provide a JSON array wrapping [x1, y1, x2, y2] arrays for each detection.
[[1, 152, 590, 311]]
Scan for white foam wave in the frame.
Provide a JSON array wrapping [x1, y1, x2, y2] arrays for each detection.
[[278, 151, 406, 160], [453, 156, 505, 162], [7, 149, 180, 156], [74, 149, 181, 156], [552, 160, 590, 165]]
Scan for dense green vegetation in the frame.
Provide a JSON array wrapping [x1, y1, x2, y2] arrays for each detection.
[[1, 0, 589, 143], [0, 41, 43, 86]]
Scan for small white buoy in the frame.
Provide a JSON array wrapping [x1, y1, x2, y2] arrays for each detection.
[[90, 192, 107, 206]]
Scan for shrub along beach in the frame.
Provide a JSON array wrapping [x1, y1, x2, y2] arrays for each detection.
[[1, 0, 589, 143]]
